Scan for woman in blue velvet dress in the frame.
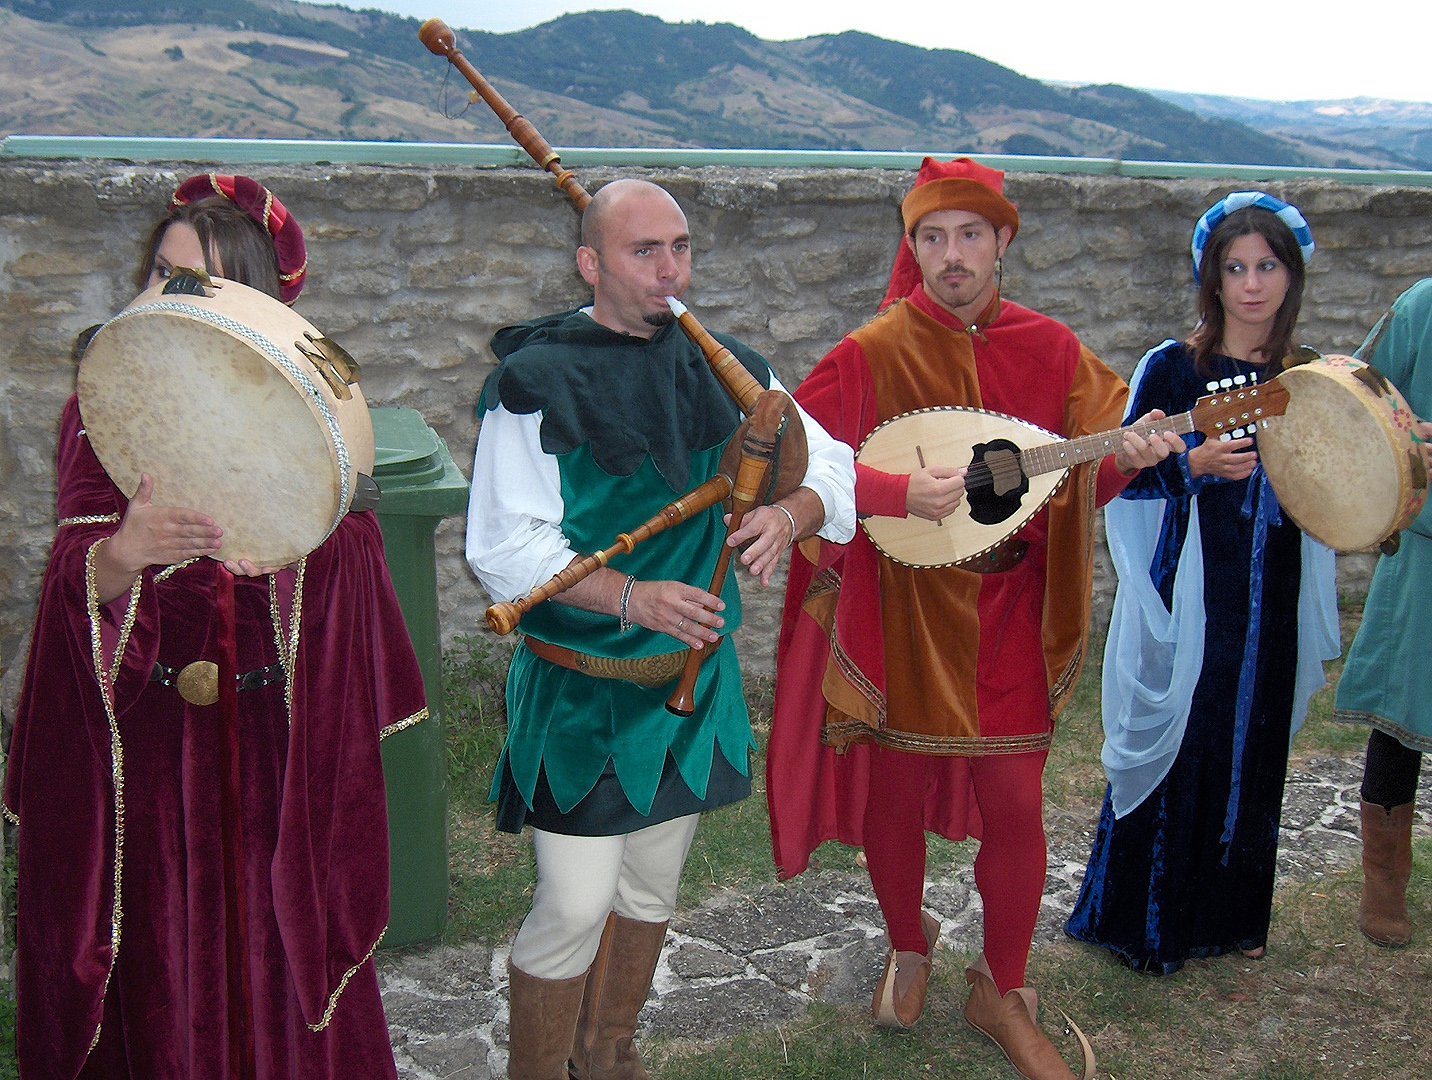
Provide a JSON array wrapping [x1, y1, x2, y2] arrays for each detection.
[[1065, 193, 1340, 974]]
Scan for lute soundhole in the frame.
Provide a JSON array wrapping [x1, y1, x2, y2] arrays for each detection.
[[967, 438, 1028, 525]]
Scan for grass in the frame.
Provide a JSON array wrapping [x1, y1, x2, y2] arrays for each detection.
[[439, 633, 534, 946], [435, 603, 1432, 1079]]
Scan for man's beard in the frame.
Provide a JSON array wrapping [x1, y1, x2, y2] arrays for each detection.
[[643, 310, 675, 328]]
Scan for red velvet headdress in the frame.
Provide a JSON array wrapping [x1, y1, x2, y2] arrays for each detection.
[[171, 173, 308, 304], [881, 157, 1020, 310]]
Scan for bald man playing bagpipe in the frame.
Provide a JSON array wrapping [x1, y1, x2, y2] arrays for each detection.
[[466, 178, 855, 1080]]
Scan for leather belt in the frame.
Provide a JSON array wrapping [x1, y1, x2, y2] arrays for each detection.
[[150, 661, 285, 706], [959, 538, 1028, 574], [521, 636, 720, 688]]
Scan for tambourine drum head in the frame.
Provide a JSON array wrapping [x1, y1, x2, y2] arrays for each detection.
[[1258, 356, 1424, 551], [77, 280, 373, 566]]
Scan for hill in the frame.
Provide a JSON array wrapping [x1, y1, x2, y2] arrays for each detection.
[[0, 1, 1400, 167], [1151, 90, 1432, 170]]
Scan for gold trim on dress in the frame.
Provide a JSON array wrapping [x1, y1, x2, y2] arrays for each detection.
[[84, 538, 141, 1058], [59, 513, 120, 527], [154, 558, 199, 584], [2, 803, 19, 826], [270, 558, 306, 719], [306, 929, 385, 1032], [380, 707, 429, 740]]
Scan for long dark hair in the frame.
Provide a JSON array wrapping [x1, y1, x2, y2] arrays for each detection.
[[1187, 206, 1305, 375], [135, 197, 281, 299]]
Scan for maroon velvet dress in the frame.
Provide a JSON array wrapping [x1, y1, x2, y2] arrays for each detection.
[[4, 396, 427, 1080]]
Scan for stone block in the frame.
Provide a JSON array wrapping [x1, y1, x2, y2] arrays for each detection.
[[808, 934, 888, 1006], [645, 978, 801, 1039], [668, 943, 747, 980]]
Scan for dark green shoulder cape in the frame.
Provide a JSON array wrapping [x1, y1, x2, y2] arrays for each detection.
[[480, 309, 772, 491]]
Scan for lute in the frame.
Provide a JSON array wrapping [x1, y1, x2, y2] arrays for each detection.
[[858, 375, 1289, 567]]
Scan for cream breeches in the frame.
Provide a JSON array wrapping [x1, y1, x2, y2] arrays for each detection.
[[509, 813, 701, 980]]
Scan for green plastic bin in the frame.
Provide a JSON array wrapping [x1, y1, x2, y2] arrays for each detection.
[[369, 406, 470, 947]]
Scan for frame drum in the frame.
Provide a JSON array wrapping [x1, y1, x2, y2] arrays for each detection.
[[1257, 355, 1427, 551], [77, 276, 375, 567]]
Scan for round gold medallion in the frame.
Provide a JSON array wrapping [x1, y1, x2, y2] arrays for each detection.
[[176, 661, 220, 706]]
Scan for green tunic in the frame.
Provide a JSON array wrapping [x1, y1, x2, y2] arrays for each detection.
[[1335, 279, 1432, 752], [481, 310, 771, 821]]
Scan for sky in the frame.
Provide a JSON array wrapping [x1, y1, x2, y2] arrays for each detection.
[[344, 0, 1431, 104]]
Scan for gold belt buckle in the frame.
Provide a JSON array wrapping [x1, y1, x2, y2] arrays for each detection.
[[176, 661, 220, 706]]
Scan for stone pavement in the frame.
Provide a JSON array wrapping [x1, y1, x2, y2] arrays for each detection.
[[378, 755, 1432, 1079]]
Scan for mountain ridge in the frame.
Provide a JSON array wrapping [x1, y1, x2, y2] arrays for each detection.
[[0, 1, 1421, 169]]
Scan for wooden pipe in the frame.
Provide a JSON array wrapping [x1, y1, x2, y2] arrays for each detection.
[[418, 17, 809, 463], [484, 473, 733, 635], [666, 296, 810, 505], [665, 391, 785, 716], [419, 17, 592, 209]]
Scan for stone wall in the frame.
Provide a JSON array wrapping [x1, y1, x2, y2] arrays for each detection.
[[3, 159, 1430, 678]]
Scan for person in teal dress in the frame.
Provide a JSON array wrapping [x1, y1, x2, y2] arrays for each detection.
[[465, 179, 855, 1080], [1334, 277, 1432, 949]]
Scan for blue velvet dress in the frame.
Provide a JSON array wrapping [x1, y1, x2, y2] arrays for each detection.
[[1066, 341, 1305, 974]]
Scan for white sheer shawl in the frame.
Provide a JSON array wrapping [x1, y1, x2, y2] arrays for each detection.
[[1100, 347, 1340, 818]]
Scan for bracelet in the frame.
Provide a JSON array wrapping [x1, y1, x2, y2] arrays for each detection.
[[773, 504, 798, 549], [618, 574, 636, 634]]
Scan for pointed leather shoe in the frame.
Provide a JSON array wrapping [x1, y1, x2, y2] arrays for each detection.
[[963, 955, 1094, 1080]]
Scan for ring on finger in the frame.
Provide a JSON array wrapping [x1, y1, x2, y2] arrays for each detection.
[[676, 619, 686, 631]]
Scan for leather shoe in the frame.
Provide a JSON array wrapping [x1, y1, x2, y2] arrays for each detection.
[[872, 910, 941, 1029], [963, 954, 1094, 1080]]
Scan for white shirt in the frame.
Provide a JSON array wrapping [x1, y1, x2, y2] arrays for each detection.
[[466, 370, 856, 604]]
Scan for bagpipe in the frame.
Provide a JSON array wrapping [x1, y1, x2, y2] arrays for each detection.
[[420, 17, 807, 714]]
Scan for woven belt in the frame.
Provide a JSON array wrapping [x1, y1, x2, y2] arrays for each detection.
[[150, 661, 285, 706], [521, 636, 720, 688]]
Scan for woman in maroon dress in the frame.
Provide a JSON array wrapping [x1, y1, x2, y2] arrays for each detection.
[[4, 175, 426, 1080]]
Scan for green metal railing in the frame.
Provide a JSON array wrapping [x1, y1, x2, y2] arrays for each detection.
[[4, 135, 1431, 187]]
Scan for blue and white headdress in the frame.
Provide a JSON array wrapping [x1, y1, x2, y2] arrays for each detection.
[[1190, 191, 1314, 283]]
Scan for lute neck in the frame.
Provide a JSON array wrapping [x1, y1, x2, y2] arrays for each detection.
[[1020, 412, 1195, 477]]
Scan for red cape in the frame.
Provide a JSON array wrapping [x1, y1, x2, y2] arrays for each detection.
[[768, 318, 981, 879]]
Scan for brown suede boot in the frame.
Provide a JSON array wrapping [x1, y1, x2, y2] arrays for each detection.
[[963, 955, 1095, 1080], [568, 914, 668, 1080], [505, 960, 587, 1080], [1360, 799, 1415, 948]]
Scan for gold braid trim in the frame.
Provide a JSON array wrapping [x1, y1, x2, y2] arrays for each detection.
[[870, 728, 1055, 757], [83, 538, 140, 1056], [828, 633, 885, 727], [379, 707, 429, 740], [804, 563, 887, 728], [306, 929, 385, 1032], [269, 558, 306, 720], [819, 714, 874, 747], [1333, 709, 1432, 754], [2, 803, 19, 826], [154, 558, 199, 584], [804, 564, 841, 604], [59, 514, 120, 527]]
